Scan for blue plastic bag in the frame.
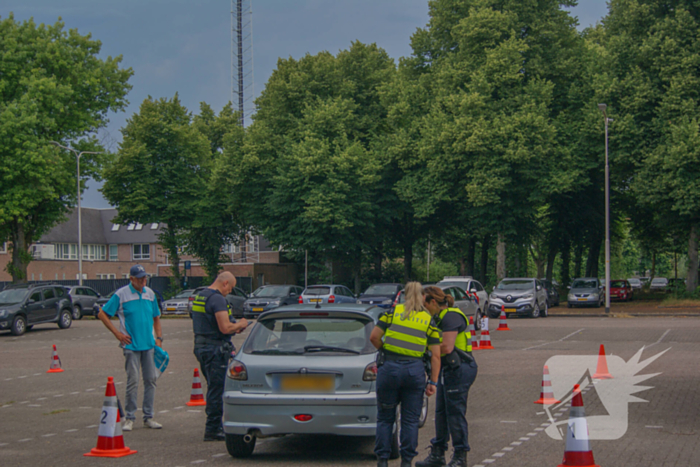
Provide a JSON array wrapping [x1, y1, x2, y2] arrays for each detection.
[[154, 346, 169, 379]]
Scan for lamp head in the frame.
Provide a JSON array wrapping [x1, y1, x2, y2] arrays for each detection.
[[598, 103, 607, 112]]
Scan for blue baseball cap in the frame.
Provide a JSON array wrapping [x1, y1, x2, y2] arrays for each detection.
[[129, 264, 147, 278]]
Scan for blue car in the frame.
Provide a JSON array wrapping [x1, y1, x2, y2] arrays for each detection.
[[356, 283, 403, 308], [299, 284, 357, 305]]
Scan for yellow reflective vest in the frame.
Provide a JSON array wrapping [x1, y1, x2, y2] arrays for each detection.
[[437, 307, 472, 355], [380, 304, 442, 358]]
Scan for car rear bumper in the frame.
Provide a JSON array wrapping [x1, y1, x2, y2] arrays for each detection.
[[223, 391, 376, 436]]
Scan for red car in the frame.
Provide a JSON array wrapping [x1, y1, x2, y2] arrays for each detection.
[[610, 280, 633, 301]]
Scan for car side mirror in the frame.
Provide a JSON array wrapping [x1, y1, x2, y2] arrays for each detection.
[[567, 286, 571, 289], [536, 285, 542, 291]]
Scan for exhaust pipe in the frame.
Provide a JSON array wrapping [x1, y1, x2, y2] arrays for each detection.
[[243, 434, 253, 443]]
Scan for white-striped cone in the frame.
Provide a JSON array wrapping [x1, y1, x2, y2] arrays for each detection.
[[468, 316, 479, 349], [534, 365, 561, 405], [186, 368, 206, 406], [476, 317, 494, 350], [47, 344, 63, 373], [496, 306, 511, 331], [557, 384, 600, 467], [84, 377, 137, 458]]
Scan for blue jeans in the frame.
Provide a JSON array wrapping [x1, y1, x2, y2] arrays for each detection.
[[375, 359, 425, 461], [194, 345, 229, 434], [123, 348, 157, 421], [431, 360, 478, 452]]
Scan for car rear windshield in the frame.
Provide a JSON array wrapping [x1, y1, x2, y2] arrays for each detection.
[[304, 287, 330, 296], [627, 279, 641, 284], [437, 281, 468, 290], [252, 286, 290, 298], [610, 281, 627, 288], [651, 278, 667, 284], [174, 290, 195, 299], [496, 280, 533, 291], [363, 285, 398, 295], [572, 280, 598, 288], [0, 288, 29, 305], [243, 317, 375, 355]]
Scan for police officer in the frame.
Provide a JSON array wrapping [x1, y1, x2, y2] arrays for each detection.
[[191, 271, 248, 441], [370, 282, 442, 467], [416, 286, 478, 467]]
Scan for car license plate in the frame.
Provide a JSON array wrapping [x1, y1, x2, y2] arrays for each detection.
[[166, 307, 176, 311], [309, 298, 322, 303], [577, 298, 587, 301], [279, 375, 334, 393], [252, 307, 263, 312], [505, 308, 516, 313]]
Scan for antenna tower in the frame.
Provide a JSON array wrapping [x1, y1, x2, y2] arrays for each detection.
[[231, 0, 254, 126]]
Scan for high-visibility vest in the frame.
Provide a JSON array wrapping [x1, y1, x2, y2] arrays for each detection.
[[191, 288, 231, 340], [437, 307, 472, 354], [382, 304, 439, 358]]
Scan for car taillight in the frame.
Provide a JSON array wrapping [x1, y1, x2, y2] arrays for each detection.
[[363, 362, 378, 381], [328, 295, 335, 303], [188, 296, 195, 302], [294, 414, 313, 422], [298, 295, 303, 304], [227, 360, 248, 380]]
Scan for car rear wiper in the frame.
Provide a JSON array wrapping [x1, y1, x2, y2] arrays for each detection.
[[250, 349, 304, 355], [302, 345, 360, 354]]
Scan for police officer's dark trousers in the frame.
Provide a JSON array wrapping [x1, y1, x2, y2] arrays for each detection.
[[375, 359, 425, 461], [430, 360, 477, 452], [194, 345, 228, 434]]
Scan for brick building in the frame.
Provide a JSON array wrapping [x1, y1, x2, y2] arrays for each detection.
[[0, 208, 296, 289]]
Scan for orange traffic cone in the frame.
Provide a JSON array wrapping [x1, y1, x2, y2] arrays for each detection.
[[84, 377, 137, 458], [496, 306, 511, 331], [557, 384, 600, 467], [476, 317, 494, 350], [534, 365, 561, 405], [47, 344, 63, 373], [468, 316, 479, 349], [592, 344, 613, 380], [186, 368, 207, 406]]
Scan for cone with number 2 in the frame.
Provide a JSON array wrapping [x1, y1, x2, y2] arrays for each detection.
[[84, 376, 137, 458], [557, 384, 600, 467]]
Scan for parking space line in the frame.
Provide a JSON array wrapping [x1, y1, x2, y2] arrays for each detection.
[[42, 434, 56, 437], [212, 453, 227, 458], [17, 438, 33, 442], [501, 447, 513, 451], [492, 452, 505, 457], [522, 329, 584, 351], [646, 329, 671, 349]]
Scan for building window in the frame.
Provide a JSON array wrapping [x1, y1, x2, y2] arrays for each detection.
[[127, 223, 135, 231], [111, 224, 120, 232], [109, 244, 118, 262], [135, 223, 143, 231], [150, 223, 159, 230], [0, 242, 6, 254], [122, 273, 130, 279], [97, 273, 116, 279], [54, 243, 78, 260], [81, 244, 106, 261], [133, 244, 150, 260]]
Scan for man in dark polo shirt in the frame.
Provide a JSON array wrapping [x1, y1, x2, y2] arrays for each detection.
[[191, 271, 249, 441]]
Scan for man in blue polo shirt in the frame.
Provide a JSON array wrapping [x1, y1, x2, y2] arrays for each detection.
[[98, 264, 163, 432]]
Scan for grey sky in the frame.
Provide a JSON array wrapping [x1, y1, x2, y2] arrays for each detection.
[[5, 0, 609, 208]]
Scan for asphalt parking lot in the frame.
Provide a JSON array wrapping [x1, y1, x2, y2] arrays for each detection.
[[1, 314, 698, 467]]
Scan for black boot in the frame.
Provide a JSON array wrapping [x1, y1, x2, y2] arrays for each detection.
[[447, 451, 467, 467], [415, 445, 446, 467], [377, 458, 388, 467], [401, 458, 413, 467]]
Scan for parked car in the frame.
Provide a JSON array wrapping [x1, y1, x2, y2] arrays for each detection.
[[395, 284, 481, 328], [436, 276, 489, 321], [92, 290, 115, 317], [627, 278, 643, 290], [163, 289, 197, 315], [0, 283, 74, 336], [356, 283, 403, 308], [567, 278, 604, 308], [541, 280, 560, 307], [243, 285, 303, 319], [298, 284, 357, 305], [610, 280, 633, 301], [639, 277, 651, 286], [650, 277, 669, 292], [64, 286, 102, 320], [222, 304, 427, 459], [489, 278, 549, 318], [188, 286, 250, 319]]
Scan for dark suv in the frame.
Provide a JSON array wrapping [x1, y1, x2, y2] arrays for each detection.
[[65, 286, 102, 320], [0, 284, 74, 336]]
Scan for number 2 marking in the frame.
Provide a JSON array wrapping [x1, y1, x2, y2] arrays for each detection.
[[101, 410, 108, 424]]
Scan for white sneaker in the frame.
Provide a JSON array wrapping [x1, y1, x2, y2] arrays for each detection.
[[122, 420, 133, 432], [143, 419, 162, 429]]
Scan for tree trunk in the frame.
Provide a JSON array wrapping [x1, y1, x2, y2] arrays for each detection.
[[650, 251, 657, 280], [159, 228, 181, 283], [480, 235, 490, 285], [403, 215, 414, 283], [466, 237, 476, 277], [459, 257, 466, 276], [574, 244, 583, 279], [496, 233, 506, 281], [586, 236, 602, 277], [687, 224, 699, 293], [8, 221, 32, 283], [561, 242, 571, 286], [545, 245, 557, 282], [354, 252, 362, 296], [514, 251, 521, 277]]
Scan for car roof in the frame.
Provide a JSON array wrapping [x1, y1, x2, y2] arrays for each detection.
[[256, 303, 378, 320], [366, 283, 402, 286], [573, 277, 599, 281], [305, 284, 344, 288]]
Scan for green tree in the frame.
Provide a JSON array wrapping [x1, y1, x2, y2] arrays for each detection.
[[0, 15, 132, 281], [101, 95, 210, 282]]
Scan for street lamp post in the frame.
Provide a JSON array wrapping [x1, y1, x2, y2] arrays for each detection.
[[50, 142, 102, 286], [597, 105, 612, 314]]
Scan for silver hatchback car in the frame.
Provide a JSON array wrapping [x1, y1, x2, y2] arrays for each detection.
[[223, 305, 425, 459]]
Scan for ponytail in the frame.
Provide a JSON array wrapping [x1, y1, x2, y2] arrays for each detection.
[[402, 282, 425, 319], [423, 286, 453, 308]]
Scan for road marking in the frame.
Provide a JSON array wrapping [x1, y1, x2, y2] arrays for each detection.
[[212, 453, 227, 458], [174, 406, 184, 410], [481, 460, 495, 464], [519, 437, 530, 441], [535, 411, 544, 415], [18, 375, 27, 379], [492, 452, 505, 457], [500, 420, 517, 424], [85, 388, 95, 392], [70, 392, 80, 395], [526, 432, 537, 436], [0, 443, 8, 447], [115, 382, 124, 385], [53, 394, 64, 397], [37, 397, 47, 401], [646, 425, 663, 429], [510, 441, 522, 446], [86, 425, 98, 428], [3, 378, 12, 381], [191, 461, 206, 464], [502, 447, 513, 451], [28, 404, 41, 407], [33, 373, 42, 376], [159, 410, 170, 414], [534, 427, 545, 431], [522, 329, 584, 351], [65, 429, 78, 433], [18, 438, 33, 442], [647, 329, 671, 349], [42, 433, 57, 437]]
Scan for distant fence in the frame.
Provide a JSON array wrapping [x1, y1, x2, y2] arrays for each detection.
[[0, 276, 254, 296]]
